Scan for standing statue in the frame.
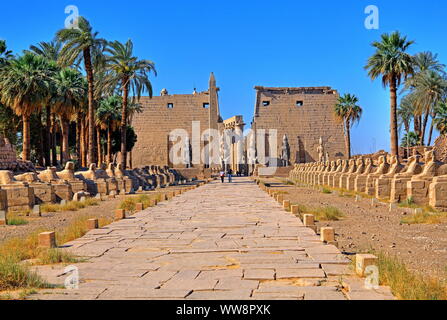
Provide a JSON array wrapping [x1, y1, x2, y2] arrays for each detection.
[[317, 137, 325, 163], [220, 131, 231, 170], [183, 137, 191, 168], [248, 131, 257, 165], [325, 151, 330, 163], [281, 135, 290, 166]]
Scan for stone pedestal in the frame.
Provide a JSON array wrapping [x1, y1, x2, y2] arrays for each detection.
[[365, 175, 380, 196], [407, 178, 432, 205], [52, 183, 73, 202], [346, 175, 357, 191], [429, 177, 447, 210], [354, 175, 368, 193], [390, 177, 412, 203], [30, 183, 55, 204], [339, 173, 351, 189], [375, 177, 392, 200], [1, 185, 34, 213]]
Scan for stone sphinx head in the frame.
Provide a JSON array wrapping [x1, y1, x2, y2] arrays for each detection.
[[424, 150, 435, 164], [58, 162, 76, 181], [38, 167, 59, 182], [115, 163, 125, 177], [106, 163, 115, 177], [0, 170, 18, 185], [15, 172, 40, 183]]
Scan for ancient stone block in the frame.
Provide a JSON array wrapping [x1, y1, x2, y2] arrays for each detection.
[[38, 232, 57, 249], [356, 254, 378, 277], [320, 227, 335, 243], [115, 209, 126, 221], [283, 200, 290, 210], [136, 203, 144, 212], [87, 218, 99, 230]]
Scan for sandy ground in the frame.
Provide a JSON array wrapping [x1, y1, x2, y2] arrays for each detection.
[[264, 178, 447, 280], [0, 185, 194, 245]]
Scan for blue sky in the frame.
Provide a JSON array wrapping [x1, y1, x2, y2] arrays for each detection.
[[1, 0, 446, 154]]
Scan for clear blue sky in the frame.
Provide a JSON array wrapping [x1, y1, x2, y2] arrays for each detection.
[[1, 0, 446, 154]]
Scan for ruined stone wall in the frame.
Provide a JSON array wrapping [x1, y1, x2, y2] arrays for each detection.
[[131, 93, 217, 168], [434, 135, 447, 163], [0, 137, 17, 170], [251, 87, 346, 164]]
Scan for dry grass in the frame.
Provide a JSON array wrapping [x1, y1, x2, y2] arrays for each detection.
[[401, 211, 447, 225], [118, 194, 156, 214], [291, 203, 344, 221], [312, 206, 344, 221], [41, 198, 99, 213], [0, 212, 113, 293], [321, 187, 332, 194], [0, 257, 51, 292], [376, 252, 447, 300]]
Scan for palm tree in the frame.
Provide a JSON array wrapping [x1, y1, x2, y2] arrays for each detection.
[[398, 94, 416, 135], [401, 131, 419, 147], [56, 17, 106, 166], [52, 68, 86, 164], [0, 53, 55, 161], [334, 94, 363, 159], [434, 102, 447, 135], [365, 31, 415, 157], [96, 96, 122, 164], [104, 39, 156, 168], [0, 40, 13, 66], [28, 40, 65, 166], [411, 70, 447, 145]]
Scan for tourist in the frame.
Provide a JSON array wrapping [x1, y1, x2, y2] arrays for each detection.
[[220, 170, 225, 183], [228, 169, 233, 183]]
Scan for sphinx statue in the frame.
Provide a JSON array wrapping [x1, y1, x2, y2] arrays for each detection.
[[0, 170, 35, 212], [339, 159, 357, 189], [354, 158, 376, 193], [75, 164, 109, 196], [331, 159, 349, 188], [365, 155, 390, 196], [346, 158, 365, 191], [390, 155, 423, 203], [57, 162, 87, 194], [407, 150, 447, 205], [38, 167, 74, 202], [15, 172, 55, 205], [374, 155, 404, 199]]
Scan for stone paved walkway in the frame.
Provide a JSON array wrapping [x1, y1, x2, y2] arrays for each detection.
[[32, 178, 394, 300]]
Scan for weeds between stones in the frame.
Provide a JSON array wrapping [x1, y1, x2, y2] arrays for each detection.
[[375, 252, 447, 300]]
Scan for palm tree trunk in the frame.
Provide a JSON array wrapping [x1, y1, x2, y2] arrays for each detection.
[[37, 114, 44, 166], [45, 106, 51, 166], [421, 111, 429, 146], [389, 76, 399, 157], [121, 79, 129, 169], [428, 114, 436, 146], [22, 114, 31, 161], [414, 115, 421, 143], [97, 126, 102, 166], [107, 124, 112, 164], [51, 113, 57, 166], [83, 48, 97, 166], [345, 120, 351, 159], [61, 118, 70, 165], [76, 113, 82, 163], [83, 116, 88, 167]]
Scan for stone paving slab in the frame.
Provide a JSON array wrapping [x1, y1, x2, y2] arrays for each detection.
[[31, 178, 394, 300]]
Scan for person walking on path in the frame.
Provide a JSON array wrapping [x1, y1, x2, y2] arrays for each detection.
[[227, 169, 233, 183], [220, 170, 225, 183]]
